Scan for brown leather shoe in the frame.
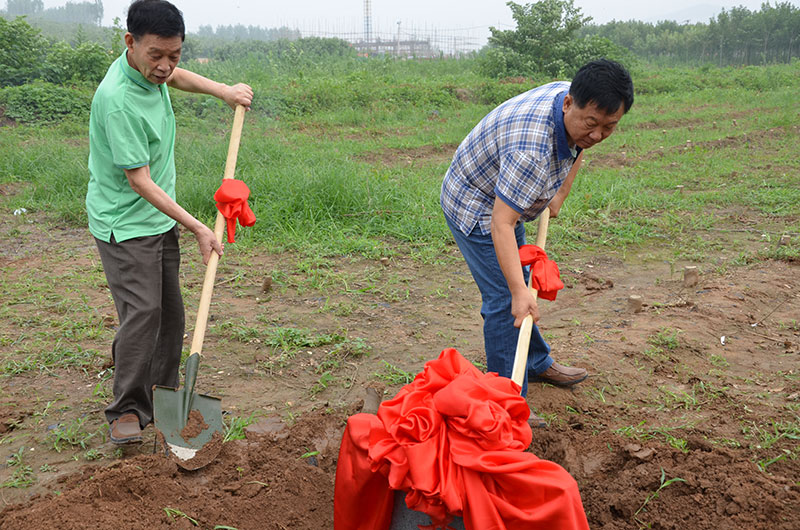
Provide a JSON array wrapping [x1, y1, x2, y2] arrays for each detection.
[[109, 412, 142, 444], [530, 362, 588, 387]]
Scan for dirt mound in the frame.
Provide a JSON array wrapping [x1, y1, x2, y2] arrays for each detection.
[[4, 398, 798, 530], [532, 429, 799, 530], [0, 407, 350, 530]]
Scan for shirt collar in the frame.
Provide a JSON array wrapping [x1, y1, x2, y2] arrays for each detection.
[[119, 50, 159, 92], [554, 90, 581, 160]]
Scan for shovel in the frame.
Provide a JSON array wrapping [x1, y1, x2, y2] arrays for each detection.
[[510, 207, 551, 389], [153, 104, 247, 470]]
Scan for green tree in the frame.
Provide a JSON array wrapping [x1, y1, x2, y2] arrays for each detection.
[[5, 0, 44, 16], [479, 0, 626, 78], [37, 1, 104, 26], [109, 16, 125, 57], [0, 16, 50, 86], [46, 40, 111, 84], [582, 2, 800, 66]]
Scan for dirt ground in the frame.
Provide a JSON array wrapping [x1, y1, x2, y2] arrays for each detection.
[[0, 187, 798, 528]]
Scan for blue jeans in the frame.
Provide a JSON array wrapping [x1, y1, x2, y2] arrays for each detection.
[[446, 216, 553, 396]]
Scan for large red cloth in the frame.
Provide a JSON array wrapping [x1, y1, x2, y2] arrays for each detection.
[[518, 244, 564, 301], [334, 348, 589, 530], [214, 179, 256, 243]]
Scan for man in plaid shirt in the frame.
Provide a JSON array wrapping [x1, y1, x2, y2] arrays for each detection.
[[441, 59, 634, 412]]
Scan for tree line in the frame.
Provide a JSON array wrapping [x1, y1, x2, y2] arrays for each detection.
[[2, 0, 799, 76], [3, 0, 103, 26], [580, 2, 800, 66]]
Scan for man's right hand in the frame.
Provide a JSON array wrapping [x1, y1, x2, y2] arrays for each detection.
[[125, 166, 224, 264], [193, 223, 223, 265], [511, 286, 540, 327]]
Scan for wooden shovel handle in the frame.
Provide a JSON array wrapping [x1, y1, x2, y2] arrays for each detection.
[[510, 207, 550, 388], [189, 104, 246, 356]]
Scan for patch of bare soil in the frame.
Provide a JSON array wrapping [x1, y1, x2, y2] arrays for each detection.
[[1, 211, 798, 529], [356, 143, 460, 166]]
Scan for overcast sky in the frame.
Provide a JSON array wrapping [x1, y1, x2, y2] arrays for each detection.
[[36, 1, 800, 47]]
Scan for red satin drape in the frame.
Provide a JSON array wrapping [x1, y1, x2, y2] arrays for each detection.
[[213, 179, 256, 243], [334, 348, 589, 530], [518, 244, 564, 301]]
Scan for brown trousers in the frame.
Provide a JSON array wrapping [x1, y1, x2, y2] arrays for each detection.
[[94, 225, 184, 427]]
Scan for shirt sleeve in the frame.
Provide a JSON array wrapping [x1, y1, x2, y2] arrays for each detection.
[[494, 150, 551, 213], [105, 109, 149, 169]]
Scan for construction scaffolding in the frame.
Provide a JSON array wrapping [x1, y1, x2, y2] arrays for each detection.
[[307, 27, 481, 58], [276, 17, 484, 58], [363, 0, 372, 45]]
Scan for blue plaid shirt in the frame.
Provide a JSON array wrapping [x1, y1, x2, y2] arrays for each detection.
[[441, 81, 579, 236]]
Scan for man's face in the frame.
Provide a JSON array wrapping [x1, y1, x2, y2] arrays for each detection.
[[562, 94, 625, 150], [124, 32, 182, 84]]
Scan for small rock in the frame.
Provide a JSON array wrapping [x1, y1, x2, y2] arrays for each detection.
[[627, 295, 643, 313], [683, 266, 699, 287], [632, 448, 655, 461]]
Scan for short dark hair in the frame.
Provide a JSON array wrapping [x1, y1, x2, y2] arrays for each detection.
[[127, 0, 185, 41], [570, 59, 634, 115]]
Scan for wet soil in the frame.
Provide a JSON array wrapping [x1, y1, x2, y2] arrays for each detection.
[[180, 410, 209, 441], [0, 196, 798, 528]]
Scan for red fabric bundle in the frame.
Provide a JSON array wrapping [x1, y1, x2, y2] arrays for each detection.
[[213, 179, 256, 243], [518, 244, 564, 301], [334, 348, 589, 530]]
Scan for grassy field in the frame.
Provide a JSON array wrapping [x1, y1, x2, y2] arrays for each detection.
[[0, 58, 798, 265]]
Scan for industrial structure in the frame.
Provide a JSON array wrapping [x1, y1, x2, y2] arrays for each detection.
[[350, 0, 477, 58]]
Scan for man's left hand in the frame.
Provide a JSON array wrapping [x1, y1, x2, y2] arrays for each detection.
[[222, 83, 254, 111]]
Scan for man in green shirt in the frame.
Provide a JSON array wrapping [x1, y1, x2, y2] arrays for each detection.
[[88, 0, 253, 444]]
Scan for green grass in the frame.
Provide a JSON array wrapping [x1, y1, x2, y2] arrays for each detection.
[[249, 325, 369, 380], [1, 343, 102, 375], [375, 360, 414, 385], [1, 465, 35, 488], [222, 412, 259, 442], [47, 416, 100, 452], [614, 420, 692, 452], [1, 59, 798, 265], [634, 467, 686, 521], [164, 507, 199, 526]]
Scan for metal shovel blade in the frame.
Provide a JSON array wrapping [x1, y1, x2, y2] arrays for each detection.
[[153, 353, 224, 470]]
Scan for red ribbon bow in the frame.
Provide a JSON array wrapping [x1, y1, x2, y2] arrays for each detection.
[[518, 244, 564, 301], [214, 179, 256, 243]]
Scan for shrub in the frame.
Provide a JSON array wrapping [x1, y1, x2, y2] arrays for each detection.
[[45, 40, 113, 84], [0, 16, 51, 86], [477, 0, 631, 79], [213, 37, 355, 66], [0, 81, 92, 123]]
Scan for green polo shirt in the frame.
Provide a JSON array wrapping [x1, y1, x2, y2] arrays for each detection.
[[87, 50, 177, 243]]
